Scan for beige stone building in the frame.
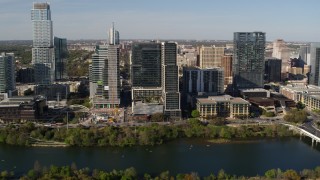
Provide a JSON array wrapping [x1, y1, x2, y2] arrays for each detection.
[[196, 95, 250, 118], [199, 46, 224, 68]]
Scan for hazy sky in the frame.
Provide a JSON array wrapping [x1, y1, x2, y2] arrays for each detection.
[[1, 0, 320, 41]]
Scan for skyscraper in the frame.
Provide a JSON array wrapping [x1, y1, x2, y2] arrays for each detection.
[[109, 23, 119, 45], [131, 42, 162, 88], [309, 43, 320, 86], [199, 46, 224, 68], [89, 25, 120, 108], [161, 42, 181, 118], [31, 2, 55, 85], [0, 53, 15, 94], [233, 32, 265, 89], [54, 37, 68, 80]]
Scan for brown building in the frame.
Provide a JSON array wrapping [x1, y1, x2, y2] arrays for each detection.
[[0, 96, 46, 121], [221, 55, 233, 86]]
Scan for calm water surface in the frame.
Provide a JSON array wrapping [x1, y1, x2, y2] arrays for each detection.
[[0, 137, 320, 176]]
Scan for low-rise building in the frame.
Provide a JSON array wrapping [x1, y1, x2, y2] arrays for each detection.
[[196, 95, 250, 118], [302, 93, 320, 111], [280, 84, 320, 102], [240, 88, 270, 99], [0, 96, 46, 121]]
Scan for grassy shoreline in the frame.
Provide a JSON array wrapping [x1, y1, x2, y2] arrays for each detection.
[[0, 120, 296, 147], [0, 165, 317, 179]]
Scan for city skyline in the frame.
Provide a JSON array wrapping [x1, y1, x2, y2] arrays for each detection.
[[0, 0, 320, 41]]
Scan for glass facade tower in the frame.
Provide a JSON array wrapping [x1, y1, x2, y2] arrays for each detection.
[[31, 2, 55, 85], [233, 32, 265, 89]]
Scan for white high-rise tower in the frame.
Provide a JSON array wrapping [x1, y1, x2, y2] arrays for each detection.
[[108, 22, 119, 45], [31, 2, 55, 85]]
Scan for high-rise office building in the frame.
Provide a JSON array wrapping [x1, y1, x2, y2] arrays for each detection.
[[199, 46, 224, 68], [233, 32, 265, 89], [54, 37, 68, 80], [183, 67, 224, 95], [90, 45, 120, 108], [309, 43, 320, 86], [265, 58, 282, 83], [31, 2, 55, 85], [89, 24, 120, 108], [131, 42, 163, 115], [131, 42, 162, 88], [109, 23, 119, 45], [0, 53, 15, 94], [161, 42, 181, 118]]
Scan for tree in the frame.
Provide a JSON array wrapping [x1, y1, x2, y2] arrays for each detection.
[[296, 101, 305, 110], [284, 109, 307, 124], [191, 110, 200, 118], [283, 169, 300, 180], [265, 169, 277, 179]]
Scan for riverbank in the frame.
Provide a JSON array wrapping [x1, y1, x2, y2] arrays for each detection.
[[0, 164, 318, 179], [0, 120, 296, 147]]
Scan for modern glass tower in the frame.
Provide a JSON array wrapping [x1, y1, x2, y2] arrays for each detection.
[[0, 53, 15, 94], [54, 37, 68, 80], [31, 2, 55, 85], [131, 42, 162, 87], [89, 25, 120, 108], [309, 43, 320, 86], [161, 42, 181, 118], [233, 32, 265, 89]]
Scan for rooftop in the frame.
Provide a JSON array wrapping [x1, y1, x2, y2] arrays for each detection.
[[197, 95, 249, 104], [281, 84, 320, 93]]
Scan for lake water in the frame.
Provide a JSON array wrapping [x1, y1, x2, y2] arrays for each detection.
[[0, 137, 319, 176]]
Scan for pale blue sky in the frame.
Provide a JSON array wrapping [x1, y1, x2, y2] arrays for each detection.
[[0, 0, 319, 41]]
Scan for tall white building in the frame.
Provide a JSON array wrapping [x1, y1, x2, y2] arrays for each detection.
[[108, 23, 119, 45], [31, 2, 55, 85]]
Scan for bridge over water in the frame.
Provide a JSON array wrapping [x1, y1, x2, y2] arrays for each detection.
[[281, 123, 320, 147]]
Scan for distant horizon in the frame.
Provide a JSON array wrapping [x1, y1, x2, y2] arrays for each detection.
[[1, 0, 320, 42], [0, 39, 312, 44]]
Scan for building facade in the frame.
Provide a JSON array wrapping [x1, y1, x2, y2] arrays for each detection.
[[0, 53, 15, 94], [265, 58, 282, 83], [54, 37, 68, 80], [161, 42, 181, 118], [233, 32, 265, 89], [199, 46, 224, 68], [280, 84, 320, 102], [183, 67, 224, 95], [221, 55, 233, 86], [309, 43, 320, 86], [131, 42, 162, 88], [31, 2, 55, 85], [0, 96, 46, 121], [196, 95, 250, 118], [16, 67, 35, 84], [90, 44, 120, 108]]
